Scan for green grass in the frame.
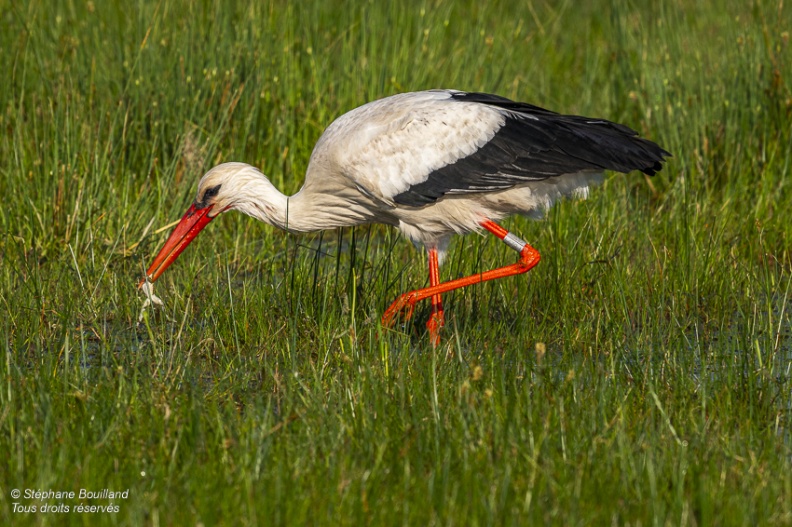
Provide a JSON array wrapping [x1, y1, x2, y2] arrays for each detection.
[[1, 0, 791, 524]]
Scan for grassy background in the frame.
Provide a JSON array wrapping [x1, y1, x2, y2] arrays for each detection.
[[1, 0, 791, 524]]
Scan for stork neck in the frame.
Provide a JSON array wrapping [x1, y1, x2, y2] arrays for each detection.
[[228, 182, 281, 232], [229, 177, 327, 233], [229, 169, 381, 233]]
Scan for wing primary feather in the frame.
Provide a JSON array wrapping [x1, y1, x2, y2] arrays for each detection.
[[392, 92, 670, 207]]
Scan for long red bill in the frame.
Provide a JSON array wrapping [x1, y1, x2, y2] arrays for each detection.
[[138, 203, 216, 288]]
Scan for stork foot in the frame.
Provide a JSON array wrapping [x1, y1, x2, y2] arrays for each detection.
[[382, 292, 419, 327], [426, 309, 445, 347]]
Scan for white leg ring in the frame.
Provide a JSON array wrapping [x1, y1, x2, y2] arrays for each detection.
[[502, 232, 527, 253]]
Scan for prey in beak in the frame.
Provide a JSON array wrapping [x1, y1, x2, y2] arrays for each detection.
[[138, 203, 216, 288]]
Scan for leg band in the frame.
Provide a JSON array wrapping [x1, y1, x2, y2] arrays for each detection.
[[502, 232, 527, 253]]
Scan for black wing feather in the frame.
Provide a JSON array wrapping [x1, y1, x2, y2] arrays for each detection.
[[393, 91, 670, 207]]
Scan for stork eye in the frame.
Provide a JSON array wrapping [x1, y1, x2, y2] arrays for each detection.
[[202, 184, 221, 202]]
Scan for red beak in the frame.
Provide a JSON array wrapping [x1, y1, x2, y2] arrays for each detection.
[[139, 203, 216, 287]]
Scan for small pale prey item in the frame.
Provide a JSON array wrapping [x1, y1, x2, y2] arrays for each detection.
[[138, 279, 164, 323]]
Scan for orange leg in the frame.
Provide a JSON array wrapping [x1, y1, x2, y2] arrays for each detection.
[[382, 219, 541, 341], [426, 248, 445, 346]]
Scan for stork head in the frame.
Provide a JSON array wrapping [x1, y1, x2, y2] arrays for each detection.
[[139, 162, 266, 286]]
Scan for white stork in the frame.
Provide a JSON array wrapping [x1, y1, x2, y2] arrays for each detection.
[[141, 89, 669, 345]]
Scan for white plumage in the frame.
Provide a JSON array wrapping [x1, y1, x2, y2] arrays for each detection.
[[325, 90, 506, 202], [142, 89, 669, 344]]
